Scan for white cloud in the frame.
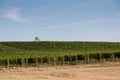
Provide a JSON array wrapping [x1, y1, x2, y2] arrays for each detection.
[[2, 9, 28, 22]]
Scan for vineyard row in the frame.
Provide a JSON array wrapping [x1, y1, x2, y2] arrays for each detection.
[[0, 52, 120, 68]]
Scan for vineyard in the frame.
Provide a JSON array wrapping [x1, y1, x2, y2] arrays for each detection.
[[0, 41, 120, 68]]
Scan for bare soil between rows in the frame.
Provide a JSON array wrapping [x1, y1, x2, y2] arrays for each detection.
[[0, 62, 120, 80]]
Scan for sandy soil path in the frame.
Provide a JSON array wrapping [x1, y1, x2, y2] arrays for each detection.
[[0, 63, 120, 80]]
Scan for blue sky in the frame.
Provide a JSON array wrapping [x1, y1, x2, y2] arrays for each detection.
[[0, 0, 120, 41]]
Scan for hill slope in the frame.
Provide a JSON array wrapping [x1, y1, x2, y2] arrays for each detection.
[[0, 41, 120, 67], [1, 41, 120, 52]]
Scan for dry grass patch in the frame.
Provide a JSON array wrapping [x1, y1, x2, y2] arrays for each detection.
[[49, 72, 76, 78]]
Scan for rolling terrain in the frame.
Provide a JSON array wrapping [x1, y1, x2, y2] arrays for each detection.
[[0, 41, 120, 68]]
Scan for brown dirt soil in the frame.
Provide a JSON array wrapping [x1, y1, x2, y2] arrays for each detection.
[[0, 62, 120, 80]]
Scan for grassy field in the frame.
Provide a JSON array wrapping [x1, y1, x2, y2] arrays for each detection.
[[0, 41, 120, 68]]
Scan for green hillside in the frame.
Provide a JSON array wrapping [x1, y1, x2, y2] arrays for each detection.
[[0, 41, 120, 58], [1, 41, 120, 51], [0, 41, 120, 68]]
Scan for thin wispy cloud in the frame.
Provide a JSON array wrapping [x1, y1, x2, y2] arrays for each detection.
[[2, 9, 28, 22], [49, 18, 114, 29], [33, 7, 47, 11], [79, 18, 113, 23], [102, 32, 120, 36]]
